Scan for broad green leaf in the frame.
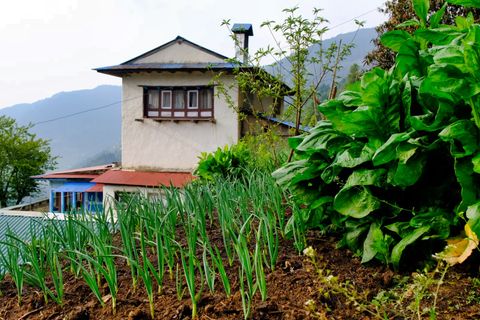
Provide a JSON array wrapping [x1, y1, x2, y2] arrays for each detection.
[[338, 90, 363, 106], [333, 186, 380, 219], [391, 226, 430, 269], [380, 30, 412, 52], [415, 28, 463, 45], [396, 39, 421, 77], [454, 158, 480, 212], [466, 202, 480, 236], [410, 210, 452, 240], [272, 160, 316, 189], [287, 135, 304, 150], [389, 146, 426, 187], [362, 222, 383, 263], [333, 143, 375, 168], [472, 153, 480, 173], [372, 132, 412, 166], [295, 122, 349, 155], [412, 0, 429, 25], [345, 169, 386, 188], [439, 120, 479, 158], [341, 220, 370, 251], [409, 102, 454, 132], [448, 0, 480, 9]]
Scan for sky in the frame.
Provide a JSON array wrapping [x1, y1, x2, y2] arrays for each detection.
[[0, 0, 387, 109]]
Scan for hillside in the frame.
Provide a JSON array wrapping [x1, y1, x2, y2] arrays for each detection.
[[0, 85, 121, 170], [0, 29, 377, 171], [267, 27, 377, 86]]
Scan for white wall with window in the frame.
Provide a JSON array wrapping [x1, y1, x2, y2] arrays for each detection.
[[122, 71, 239, 171]]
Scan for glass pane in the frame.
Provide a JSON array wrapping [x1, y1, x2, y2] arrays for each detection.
[[188, 90, 198, 109], [148, 89, 159, 109], [173, 90, 185, 109], [200, 88, 213, 110], [161, 91, 171, 109]]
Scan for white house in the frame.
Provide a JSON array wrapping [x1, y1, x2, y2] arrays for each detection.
[[34, 24, 291, 213]]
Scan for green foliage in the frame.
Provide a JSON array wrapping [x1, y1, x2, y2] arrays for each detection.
[[195, 132, 289, 180], [0, 116, 56, 207], [274, 0, 480, 269], [195, 143, 250, 180]]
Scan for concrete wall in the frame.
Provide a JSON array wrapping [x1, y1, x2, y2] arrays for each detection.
[[121, 71, 239, 171], [135, 40, 225, 64]]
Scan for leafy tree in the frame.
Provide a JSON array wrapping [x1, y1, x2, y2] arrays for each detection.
[[366, 0, 480, 68], [344, 63, 364, 86], [218, 7, 355, 161], [0, 116, 56, 207]]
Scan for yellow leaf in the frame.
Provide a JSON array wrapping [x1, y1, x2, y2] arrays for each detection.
[[434, 224, 479, 265]]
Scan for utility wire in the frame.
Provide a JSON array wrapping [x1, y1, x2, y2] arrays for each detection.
[[329, 8, 379, 30], [32, 95, 142, 126]]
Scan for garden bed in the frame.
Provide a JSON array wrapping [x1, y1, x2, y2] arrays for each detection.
[[0, 230, 479, 320]]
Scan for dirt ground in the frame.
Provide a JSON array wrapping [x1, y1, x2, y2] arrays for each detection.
[[1, 230, 480, 320]]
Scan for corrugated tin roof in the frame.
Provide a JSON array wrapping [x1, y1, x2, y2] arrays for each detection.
[[92, 170, 194, 188], [33, 163, 116, 180], [260, 115, 311, 132]]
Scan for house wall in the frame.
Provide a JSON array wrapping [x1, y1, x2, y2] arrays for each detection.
[[102, 184, 164, 218], [121, 71, 239, 171], [135, 41, 225, 64]]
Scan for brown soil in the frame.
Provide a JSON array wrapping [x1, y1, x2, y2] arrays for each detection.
[[0, 230, 480, 320]]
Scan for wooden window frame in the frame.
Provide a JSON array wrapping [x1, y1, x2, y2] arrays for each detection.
[[161, 90, 172, 109], [142, 86, 214, 121]]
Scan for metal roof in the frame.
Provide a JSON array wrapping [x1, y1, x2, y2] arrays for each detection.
[[95, 62, 242, 76], [92, 170, 194, 188], [260, 114, 311, 132], [33, 163, 116, 180], [232, 24, 254, 36]]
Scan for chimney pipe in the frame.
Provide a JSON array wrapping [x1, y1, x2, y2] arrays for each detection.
[[232, 23, 253, 64]]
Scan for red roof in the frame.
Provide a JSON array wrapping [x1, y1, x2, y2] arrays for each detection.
[[86, 183, 104, 192], [91, 170, 194, 188]]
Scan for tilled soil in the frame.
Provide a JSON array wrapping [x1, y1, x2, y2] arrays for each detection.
[[0, 231, 479, 320]]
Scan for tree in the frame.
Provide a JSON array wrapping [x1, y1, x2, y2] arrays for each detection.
[[344, 63, 364, 86], [219, 7, 355, 162], [0, 116, 56, 207], [366, 0, 480, 69]]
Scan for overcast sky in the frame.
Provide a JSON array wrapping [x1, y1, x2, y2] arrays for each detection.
[[0, 0, 387, 109]]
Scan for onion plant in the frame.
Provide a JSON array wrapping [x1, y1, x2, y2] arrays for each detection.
[[0, 230, 24, 305]]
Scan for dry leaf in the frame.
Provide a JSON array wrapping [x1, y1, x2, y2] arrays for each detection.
[[434, 224, 479, 265]]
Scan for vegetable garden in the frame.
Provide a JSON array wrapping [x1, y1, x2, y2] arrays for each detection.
[[2, 0, 480, 319]]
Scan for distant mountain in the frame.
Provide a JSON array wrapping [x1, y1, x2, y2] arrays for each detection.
[[0, 85, 121, 170], [268, 27, 377, 86], [0, 29, 377, 172]]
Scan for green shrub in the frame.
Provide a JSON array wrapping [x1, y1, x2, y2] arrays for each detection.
[[195, 143, 250, 180], [274, 0, 480, 269]]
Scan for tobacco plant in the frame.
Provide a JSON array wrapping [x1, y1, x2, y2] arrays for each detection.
[[274, 0, 480, 269]]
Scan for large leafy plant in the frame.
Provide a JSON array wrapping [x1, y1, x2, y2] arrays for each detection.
[[274, 0, 480, 269]]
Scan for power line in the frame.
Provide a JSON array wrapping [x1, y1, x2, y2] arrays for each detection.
[[329, 8, 379, 30], [32, 95, 142, 126]]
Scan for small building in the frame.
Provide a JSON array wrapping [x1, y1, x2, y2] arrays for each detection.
[[32, 164, 114, 214], [32, 23, 290, 214]]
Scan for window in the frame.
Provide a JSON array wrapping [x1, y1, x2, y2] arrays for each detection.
[[143, 86, 214, 120]]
